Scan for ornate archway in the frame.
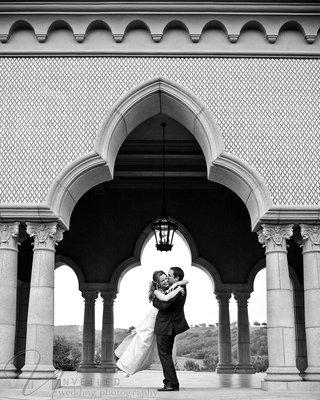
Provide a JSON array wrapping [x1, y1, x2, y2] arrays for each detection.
[[47, 77, 273, 230]]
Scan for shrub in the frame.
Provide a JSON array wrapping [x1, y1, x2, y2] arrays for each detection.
[[184, 360, 201, 371], [202, 355, 218, 371], [53, 335, 81, 371], [251, 355, 268, 372]]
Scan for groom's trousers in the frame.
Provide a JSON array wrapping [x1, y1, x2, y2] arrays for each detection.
[[156, 331, 179, 388]]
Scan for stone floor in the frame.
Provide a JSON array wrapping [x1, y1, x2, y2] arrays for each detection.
[[0, 371, 320, 400]]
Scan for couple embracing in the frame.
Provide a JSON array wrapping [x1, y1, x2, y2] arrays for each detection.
[[115, 267, 189, 391]]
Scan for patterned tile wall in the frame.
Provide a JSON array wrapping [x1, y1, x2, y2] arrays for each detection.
[[0, 57, 319, 205]]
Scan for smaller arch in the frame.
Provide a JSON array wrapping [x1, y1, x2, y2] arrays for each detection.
[[47, 20, 74, 37], [55, 255, 86, 291], [163, 20, 190, 36], [239, 20, 267, 36], [247, 258, 301, 292], [201, 20, 228, 35], [278, 21, 306, 37], [209, 152, 273, 231], [110, 218, 221, 291], [124, 20, 152, 37], [85, 20, 112, 36], [8, 20, 35, 41], [47, 152, 112, 229]]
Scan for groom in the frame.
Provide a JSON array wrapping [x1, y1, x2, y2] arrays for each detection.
[[152, 267, 189, 392]]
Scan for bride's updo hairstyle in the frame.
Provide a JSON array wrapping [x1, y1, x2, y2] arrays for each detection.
[[148, 270, 166, 302]]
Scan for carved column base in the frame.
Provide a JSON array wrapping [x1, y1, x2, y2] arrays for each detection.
[[19, 364, 57, 379], [0, 365, 18, 378], [77, 362, 97, 373], [97, 362, 117, 373], [304, 367, 320, 381], [235, 363, 255, 374], [216, 363, 235, 374], [265, 366, 302, 381]]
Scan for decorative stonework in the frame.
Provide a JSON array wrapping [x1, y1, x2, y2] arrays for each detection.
[[0, 58, 319, 206], [300, 224, 320, 246], [0, 222, 19, 247], [100, 290, 117, 305], [234, 292, 251, 305], [82, 290, 99, 304], [258, 224, 294, 250], [215, 291, 231, 304], [26, 222, 64, 249]]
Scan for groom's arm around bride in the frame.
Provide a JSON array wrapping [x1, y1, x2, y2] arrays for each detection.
[[152, 267, 190, 391]]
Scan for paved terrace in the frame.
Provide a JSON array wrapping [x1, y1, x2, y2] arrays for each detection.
[[0, 371, 320, 400]]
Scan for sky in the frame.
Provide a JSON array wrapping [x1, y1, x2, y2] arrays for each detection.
[[54, 234, 267, 329]]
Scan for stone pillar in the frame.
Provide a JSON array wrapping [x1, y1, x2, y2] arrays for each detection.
[[234, 292, 255, 374], [300, 224, 320, 381], [77, 290, 99, 372], [293, 286, 307, 374], [19, 222, 64, 380], [99, 290, 117, 372], [258, 224, 301, 381], [215, 291, 234, 373], [14, 281, 30, 373], [0, 222, 20, 378]]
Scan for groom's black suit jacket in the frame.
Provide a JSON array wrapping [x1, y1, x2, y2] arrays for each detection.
[[153, 286, 190, 335]]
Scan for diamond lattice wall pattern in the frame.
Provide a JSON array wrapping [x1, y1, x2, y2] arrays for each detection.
[[0, 57, 319, 205]]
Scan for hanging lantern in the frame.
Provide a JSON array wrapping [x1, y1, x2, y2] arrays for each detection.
[[151, 122, 178, 251], [152, 208, 178, 252]]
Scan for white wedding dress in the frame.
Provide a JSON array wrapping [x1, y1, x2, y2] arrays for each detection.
[[115, 304, 160, 375]]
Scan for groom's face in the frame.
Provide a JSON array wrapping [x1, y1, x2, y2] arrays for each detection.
[[168, 269, 179, 285]]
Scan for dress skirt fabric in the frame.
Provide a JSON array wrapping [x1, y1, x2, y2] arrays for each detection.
[[115, 305, 159, 375]]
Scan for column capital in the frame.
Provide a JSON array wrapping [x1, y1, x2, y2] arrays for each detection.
[[215, 291, 231, 304], [0, 222, 19, 249], [81, 290, 99, 304], [257, 224, 293, 252], [234, 291, 251, 305], [100, 290, 118, 305], [26, 222, 64, 250], [299, 224, 320, 252]]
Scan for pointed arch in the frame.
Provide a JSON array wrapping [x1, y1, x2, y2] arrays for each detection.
[[95, 77, 224, 177], [47, 77, 273, 230], [110, 217, 221, 291]]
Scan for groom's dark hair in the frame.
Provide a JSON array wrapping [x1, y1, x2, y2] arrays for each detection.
[[171, 267, 184, 281]]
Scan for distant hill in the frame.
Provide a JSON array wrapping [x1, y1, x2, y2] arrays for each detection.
[[54, 323, 267, 370]]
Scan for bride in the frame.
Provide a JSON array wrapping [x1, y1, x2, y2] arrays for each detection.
[[114, 270, 188, 376]]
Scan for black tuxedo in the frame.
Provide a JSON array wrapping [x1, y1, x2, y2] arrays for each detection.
[[153, 285, 189, 388]]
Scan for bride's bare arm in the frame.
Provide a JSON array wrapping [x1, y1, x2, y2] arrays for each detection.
[[168, 279, 189, 291], [154, 287, 184, 302]]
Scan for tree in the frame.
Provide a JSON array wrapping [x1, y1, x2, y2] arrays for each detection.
[[53, 335, 81, 371]]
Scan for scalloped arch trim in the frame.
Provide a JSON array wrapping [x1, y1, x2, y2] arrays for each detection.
[[0, 17, 318, 44]]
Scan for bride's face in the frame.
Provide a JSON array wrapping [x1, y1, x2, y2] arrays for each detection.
[[158, 273, 169, 289]]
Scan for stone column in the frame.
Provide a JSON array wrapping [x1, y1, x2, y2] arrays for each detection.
[[215, 291, 234, 373], [300, 224, 320, 381], [258, 224, 301, 381], [77, 290, 99, 372], [14, 281, 30, 373], [234, 292, 255, 374], [0, 222, 20, 378], [99, 290, 117, 372], [19, 222, 64, 380]]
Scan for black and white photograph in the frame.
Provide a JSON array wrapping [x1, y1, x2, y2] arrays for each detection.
[[0, 0, 320, 399]]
